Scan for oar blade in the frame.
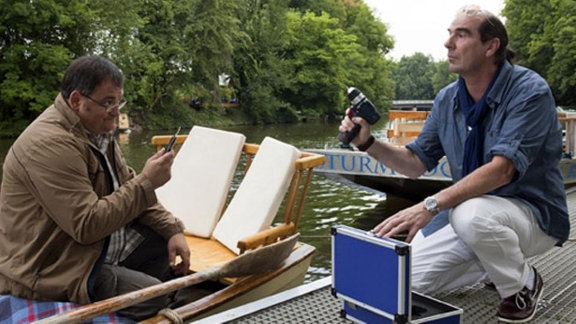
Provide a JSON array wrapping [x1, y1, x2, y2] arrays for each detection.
[[219, 233, 300, 278]]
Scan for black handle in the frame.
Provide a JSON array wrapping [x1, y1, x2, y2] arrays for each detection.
[[337, 124, 361, 145]]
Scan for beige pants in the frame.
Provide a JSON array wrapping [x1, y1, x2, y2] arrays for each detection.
[[411, 195, 557, 298]]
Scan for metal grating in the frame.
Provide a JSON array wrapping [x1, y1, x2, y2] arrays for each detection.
[[201, 190, 576, 323], [226, 288, 348, 323]]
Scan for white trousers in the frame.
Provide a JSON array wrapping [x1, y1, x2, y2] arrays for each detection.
[[411, 195, 557, 298]]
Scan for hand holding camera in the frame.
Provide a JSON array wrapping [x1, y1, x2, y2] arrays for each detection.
[[338, 87, 381, 145]]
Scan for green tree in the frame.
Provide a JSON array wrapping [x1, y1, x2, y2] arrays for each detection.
[[392, 53, 435, 100], [0, 0, 400, 132], [542, 0, 576, 106], [121, 0, 244, 128], [286, 0, 395, 112], [503, 0, 576, 106], [283, 10, 364, 117], [502, 0, 553, 73], [233, 0, 294, 124], [0, 0, 95, 135], [338, 0, 395, 111], [0, 0, 147, 135], [431, 60, 457, 94]]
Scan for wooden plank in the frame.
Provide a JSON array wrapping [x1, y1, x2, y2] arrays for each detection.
[[387, 110, 429, 120]]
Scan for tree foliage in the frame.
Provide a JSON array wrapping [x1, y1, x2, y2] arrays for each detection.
[[0, 0, 93, 134], [503, 0, 576, 106], [0, 0, 398, 134], [389, 53, 457, 101], [6, 0, 574, 136], [284, 11, 361, 117], [233, 0, 294, 123], [392, 53, 435, 100]]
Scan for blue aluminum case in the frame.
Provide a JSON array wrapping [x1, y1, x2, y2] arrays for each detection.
[[331, 225, 462, 323]]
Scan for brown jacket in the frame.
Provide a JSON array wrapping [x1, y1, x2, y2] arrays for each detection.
[[0, 94, 184, 304]]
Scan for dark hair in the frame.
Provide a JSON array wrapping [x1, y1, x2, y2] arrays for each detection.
[[60, 56, 124, 98], [478, 13, 515, 63]]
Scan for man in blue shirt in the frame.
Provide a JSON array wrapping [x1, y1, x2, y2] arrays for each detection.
[[340, 4, 569, 323]]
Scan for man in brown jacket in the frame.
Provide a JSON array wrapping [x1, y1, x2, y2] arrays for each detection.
[[0, 56, 191, 320]]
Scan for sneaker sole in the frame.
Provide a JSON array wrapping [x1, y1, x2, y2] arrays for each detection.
[[497, 286, 544, 323]]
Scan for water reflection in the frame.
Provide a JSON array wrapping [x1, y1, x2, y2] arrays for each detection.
[[0, 118, 409, 283]]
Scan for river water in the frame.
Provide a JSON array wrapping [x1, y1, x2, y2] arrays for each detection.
[[0, 119, 415, 283]]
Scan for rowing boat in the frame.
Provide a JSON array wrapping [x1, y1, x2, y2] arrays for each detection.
[[2, 128, 325, 323]]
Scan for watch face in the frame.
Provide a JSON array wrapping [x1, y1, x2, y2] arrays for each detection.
[[425, 197, 439, 211]]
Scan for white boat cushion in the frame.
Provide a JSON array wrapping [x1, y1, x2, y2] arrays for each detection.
[[212, 137, 300, 254], [156, 126, 246, 237]]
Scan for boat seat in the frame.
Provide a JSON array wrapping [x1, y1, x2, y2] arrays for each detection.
[[154, 126, 246, 237], [152, 132, 325, 279], [212, 137, 301, 254]]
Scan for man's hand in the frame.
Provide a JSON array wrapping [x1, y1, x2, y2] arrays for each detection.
[[141, 149, 175, 189], [339, 109, 372, 147], [371, 203, 435, 243], [167, 233, 191, 276]]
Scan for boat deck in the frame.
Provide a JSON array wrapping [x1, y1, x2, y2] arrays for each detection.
[[196, 188, 576, 323]]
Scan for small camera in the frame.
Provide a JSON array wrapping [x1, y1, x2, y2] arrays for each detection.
[[338, 87, 381, 145]]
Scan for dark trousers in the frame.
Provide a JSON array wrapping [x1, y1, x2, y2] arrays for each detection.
[[91, 223, 172, 321]]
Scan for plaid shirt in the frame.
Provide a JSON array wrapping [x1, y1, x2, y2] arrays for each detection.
[[88, 133, 144, 265], [0, 295, 134, 323]]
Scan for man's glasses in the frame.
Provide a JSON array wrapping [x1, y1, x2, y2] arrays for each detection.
[[82, 93, 127, 112]]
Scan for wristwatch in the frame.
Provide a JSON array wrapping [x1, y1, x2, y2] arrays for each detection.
[[423, 196, 440, 215]]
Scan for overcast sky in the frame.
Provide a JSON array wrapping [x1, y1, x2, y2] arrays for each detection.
[[363, 0, 505, 60]]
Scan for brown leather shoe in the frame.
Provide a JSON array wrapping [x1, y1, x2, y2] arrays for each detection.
[[496, 267, 543, 323]]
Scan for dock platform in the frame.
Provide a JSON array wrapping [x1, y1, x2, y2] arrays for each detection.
[[197, 189, 576, 323]]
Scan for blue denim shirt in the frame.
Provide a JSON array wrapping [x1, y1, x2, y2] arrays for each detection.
[[407, 61, 570, 245]]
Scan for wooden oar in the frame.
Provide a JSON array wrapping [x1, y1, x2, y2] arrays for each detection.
[[35, 233, 300, 324]]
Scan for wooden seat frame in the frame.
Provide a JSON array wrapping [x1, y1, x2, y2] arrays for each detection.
[[152, 134, 325, 277]]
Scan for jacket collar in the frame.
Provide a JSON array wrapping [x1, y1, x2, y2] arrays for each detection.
[[53, 92, 84, 135]]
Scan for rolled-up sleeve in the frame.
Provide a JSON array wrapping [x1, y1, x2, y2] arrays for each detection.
[[487, 83, 557, 181]]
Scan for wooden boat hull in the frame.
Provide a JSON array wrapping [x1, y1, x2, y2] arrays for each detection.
[[140, 242, 315, 323]]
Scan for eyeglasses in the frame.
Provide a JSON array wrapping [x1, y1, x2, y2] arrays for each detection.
[[82, 93, 127, 112]]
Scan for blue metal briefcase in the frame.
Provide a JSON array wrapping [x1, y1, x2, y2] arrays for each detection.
[[331, 225, 462, 323]]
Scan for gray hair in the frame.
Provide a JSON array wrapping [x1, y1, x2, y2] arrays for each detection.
[[457, 4, 515, 63]]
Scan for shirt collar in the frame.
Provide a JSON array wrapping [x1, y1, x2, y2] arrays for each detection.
[[449, 60, 513, 112], [86, 132, 111, 152]]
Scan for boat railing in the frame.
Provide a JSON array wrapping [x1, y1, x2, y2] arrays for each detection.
[[387, 110, 576, 158], [386, 110, 430, 145]]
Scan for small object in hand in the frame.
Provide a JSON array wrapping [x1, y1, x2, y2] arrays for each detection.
[[337, 87, 381, 145], [165, 127, 181, 152]]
